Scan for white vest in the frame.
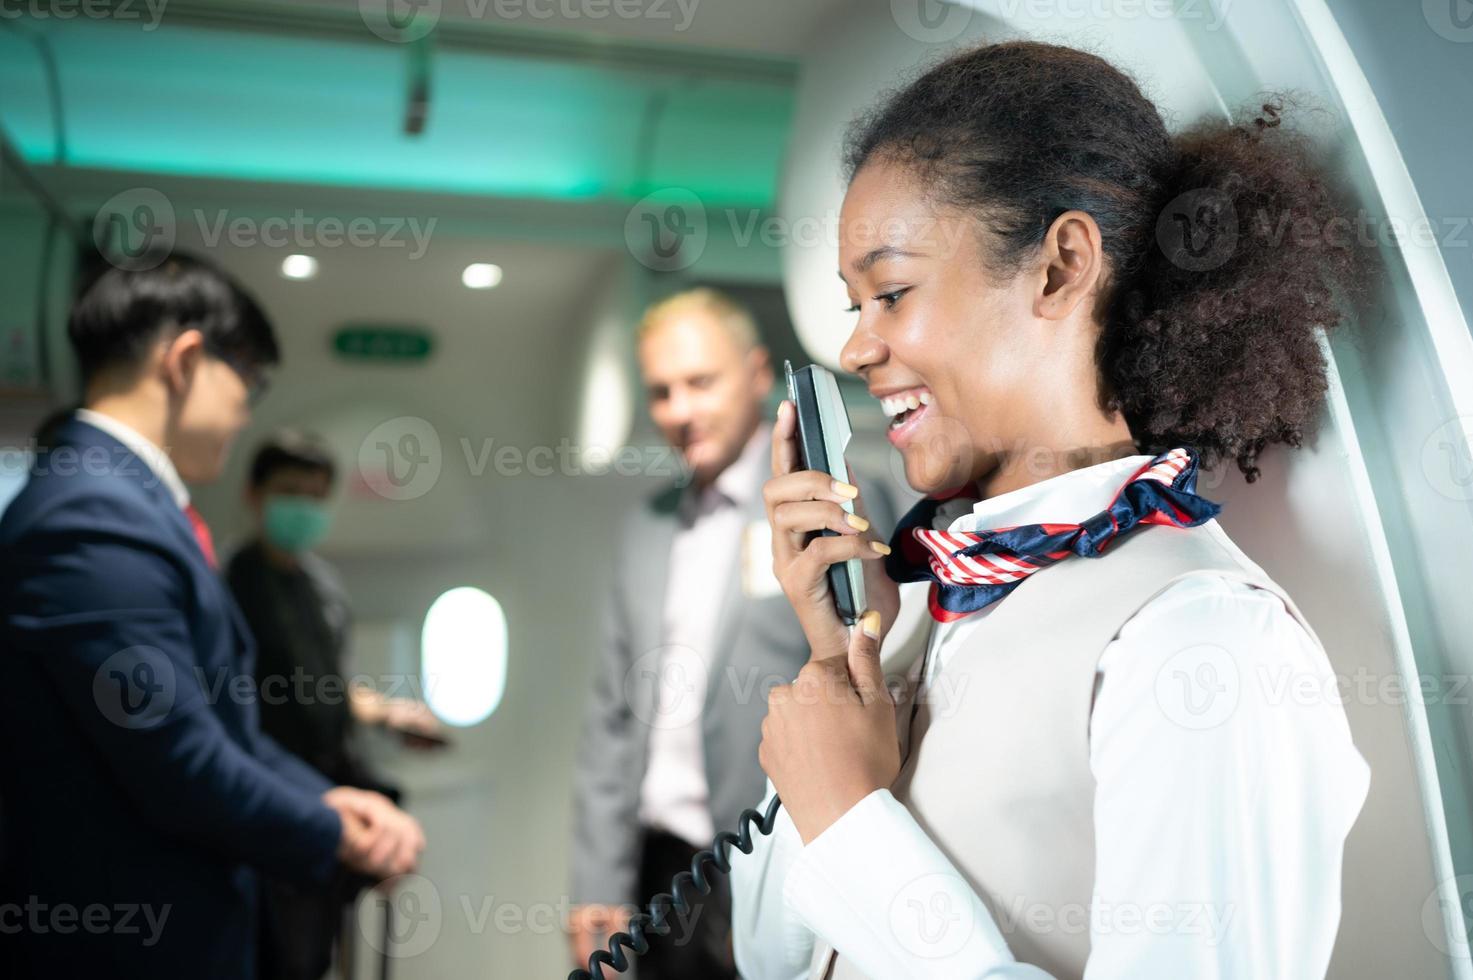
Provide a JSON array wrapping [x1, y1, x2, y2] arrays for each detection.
[[812, 519, 1321, 979]]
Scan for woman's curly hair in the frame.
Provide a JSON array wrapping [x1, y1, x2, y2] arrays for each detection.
[[843, 40, 1370, 482]]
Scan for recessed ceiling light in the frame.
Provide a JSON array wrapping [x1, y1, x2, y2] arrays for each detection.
[[462, 263, 503, 290], [281, 254, 318, 280]]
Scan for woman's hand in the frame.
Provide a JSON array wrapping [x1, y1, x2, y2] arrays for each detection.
[[765, 399, 901, 661], [759, 611, 901, 845]]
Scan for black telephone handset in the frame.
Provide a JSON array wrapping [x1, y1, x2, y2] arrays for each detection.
[[785, 359, 866, 625], [568, 362, 860, 980]]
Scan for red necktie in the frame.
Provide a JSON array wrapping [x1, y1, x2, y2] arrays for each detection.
[[183, 503, 218, 570]]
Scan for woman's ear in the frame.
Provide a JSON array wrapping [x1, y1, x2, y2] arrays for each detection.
[[160, 328, 206, 398], [1037, 209, 1104, 322]]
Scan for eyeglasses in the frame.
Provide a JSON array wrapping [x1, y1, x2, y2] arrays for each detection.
[[205, 347, 272, 408]]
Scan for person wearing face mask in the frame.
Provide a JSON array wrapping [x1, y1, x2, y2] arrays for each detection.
[[225, 430, 443, 980], [731, 41, 1372, 980]]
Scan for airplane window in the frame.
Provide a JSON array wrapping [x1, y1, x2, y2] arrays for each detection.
[[420, 586, 507, 727]]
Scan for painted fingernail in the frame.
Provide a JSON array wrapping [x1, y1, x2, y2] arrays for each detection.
[[845, 513, 870, 532], [861, 609, 881, 639], [832, 480, 859, 499], [870, 541, 891, 555]]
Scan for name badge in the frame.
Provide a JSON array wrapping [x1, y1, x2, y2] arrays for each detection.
[[740, 519, 784, 599]]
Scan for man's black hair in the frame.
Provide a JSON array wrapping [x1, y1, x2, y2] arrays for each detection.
[[67, 251, 280, 386], [248, 429, 337, 489]]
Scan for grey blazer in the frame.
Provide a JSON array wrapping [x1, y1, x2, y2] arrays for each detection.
[[570, 433, 895, 906]]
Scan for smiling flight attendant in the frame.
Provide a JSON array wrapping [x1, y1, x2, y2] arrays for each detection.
[[730, 41, 1371, 979]]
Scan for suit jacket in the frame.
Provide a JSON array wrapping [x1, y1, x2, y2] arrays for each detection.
[[0, 417, 342, 979], [570, 428, 896, 905]]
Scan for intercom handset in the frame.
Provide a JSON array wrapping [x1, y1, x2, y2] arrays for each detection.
[[784, 359, 866, 625]]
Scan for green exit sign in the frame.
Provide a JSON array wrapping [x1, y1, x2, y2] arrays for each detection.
[[332, 326, 434, 362]]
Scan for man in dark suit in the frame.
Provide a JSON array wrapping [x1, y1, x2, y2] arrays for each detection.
[[567, 288, 893, 978], [0, 253, 424, 979]]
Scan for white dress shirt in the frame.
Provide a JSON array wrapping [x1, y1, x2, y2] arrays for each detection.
[[638, 424, 771, 848], [73, 408, 190, 509], [732, 454, 1371, 979]]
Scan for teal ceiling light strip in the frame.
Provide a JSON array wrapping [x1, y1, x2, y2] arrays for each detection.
[[0, 7, 796, 208]]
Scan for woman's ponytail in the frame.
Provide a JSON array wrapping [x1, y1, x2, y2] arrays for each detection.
[[1100, 97, 1371, 481]]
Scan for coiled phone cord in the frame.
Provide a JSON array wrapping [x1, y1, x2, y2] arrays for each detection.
[[569, 793, 784, 980]]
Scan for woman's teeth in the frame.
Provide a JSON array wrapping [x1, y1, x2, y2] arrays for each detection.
[[880, 390, 932, 428]]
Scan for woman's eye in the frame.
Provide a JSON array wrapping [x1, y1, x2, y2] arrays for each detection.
[[876, 289, 908, 310], [845, 288, 908, 314]]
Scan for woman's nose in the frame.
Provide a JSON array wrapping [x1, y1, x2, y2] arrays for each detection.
[[840, 323, 886, 377]]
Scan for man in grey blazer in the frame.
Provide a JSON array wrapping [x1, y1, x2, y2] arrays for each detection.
[[568, 288, 891, 978]]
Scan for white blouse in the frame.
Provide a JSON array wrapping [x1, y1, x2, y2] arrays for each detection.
[[730, 455, 1371, 979]]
